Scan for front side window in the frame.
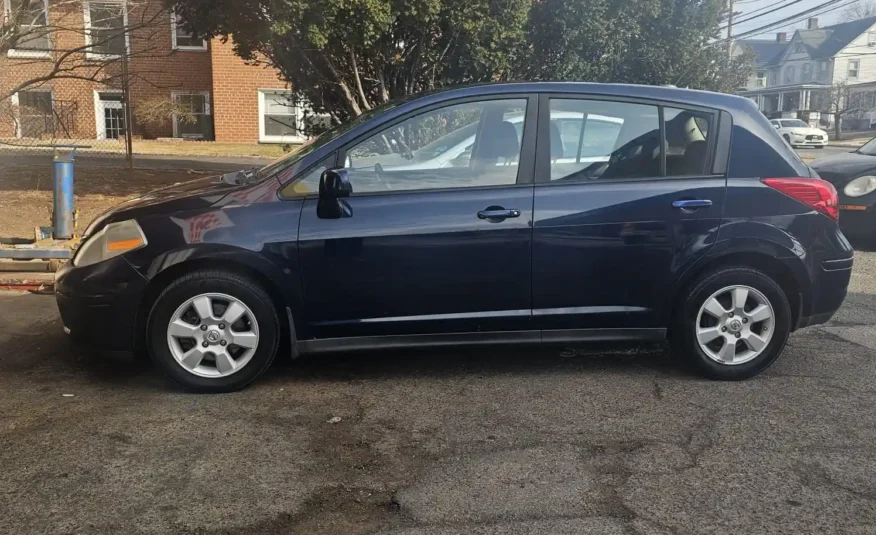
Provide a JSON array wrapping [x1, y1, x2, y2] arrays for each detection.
[[84, 0, 127, 58], [5, 0, 50, 54], [172, 92, 212, 139], [341, 98, 527, 193], [849, 59, 860, 79], [547, 99, 658, 181], [15, 89, 53, 138], [171, 11, 206, 50]]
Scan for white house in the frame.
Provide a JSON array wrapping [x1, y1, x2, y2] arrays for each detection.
[[733, 16, 876, 127]]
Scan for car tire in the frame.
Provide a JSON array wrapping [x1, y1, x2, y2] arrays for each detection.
[[146, 269, 280, 393], [816, 145, 825, 149], [783, 134, 792, 147], [672, 266, 791, 381]]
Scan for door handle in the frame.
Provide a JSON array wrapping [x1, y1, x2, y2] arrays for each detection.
[[477, 209, 521, 219], [672, 199, 712, 210]]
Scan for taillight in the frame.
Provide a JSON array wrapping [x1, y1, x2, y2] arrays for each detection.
[[762, 177, 839, 221]]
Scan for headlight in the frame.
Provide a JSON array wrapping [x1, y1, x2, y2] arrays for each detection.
[[73, 219, 147, 267], [844, 176, 876, 197]]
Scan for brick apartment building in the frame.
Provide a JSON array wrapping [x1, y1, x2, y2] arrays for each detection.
[[1, 0, 308, 144]]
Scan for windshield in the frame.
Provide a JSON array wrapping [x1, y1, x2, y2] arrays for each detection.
[[858, 136, 876, 155], [257, 98, 409, 179], [782, 119, 809, 128]]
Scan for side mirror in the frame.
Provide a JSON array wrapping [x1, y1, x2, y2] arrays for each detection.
[[774, 124, 780, 129], [319, 168, 352, 199]]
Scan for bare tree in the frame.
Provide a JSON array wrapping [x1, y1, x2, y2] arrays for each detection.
[[1, 0, 171, 102], [815, 82, 876, 140], [839, 1, 876, 22]]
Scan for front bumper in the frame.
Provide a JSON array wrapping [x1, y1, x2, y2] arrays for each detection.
[[791, 136, 828, 147], [837, 191, 876, 239], [55, 256, 148, 351]]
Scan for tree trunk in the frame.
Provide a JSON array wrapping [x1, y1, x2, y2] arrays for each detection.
[[835, 114, 842, 141]]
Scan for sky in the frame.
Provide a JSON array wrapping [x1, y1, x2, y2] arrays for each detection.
[[730, 0, 860, 39]]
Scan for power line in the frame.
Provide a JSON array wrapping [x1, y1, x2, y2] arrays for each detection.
[[733, 0, 861, 39], [726, 0, 848, 41], [723, 0, 802, 31]]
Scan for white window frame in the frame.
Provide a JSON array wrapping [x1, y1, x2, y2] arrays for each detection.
[[93, 88, 124, 140], [171, 90, 211, 138], [756, 70, 766, 87], [170, 11, 206, 51], [802, 63, 811, 81], [258, 89, 305, 144], [12, 88, 54, 138], [3, 0, 51, 59], [82, 0, 129, 60], [848, 59, 860, 79], [785, 66, 795, 84]]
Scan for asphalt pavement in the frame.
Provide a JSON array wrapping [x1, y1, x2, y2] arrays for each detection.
[[3, 247, 876, 534]]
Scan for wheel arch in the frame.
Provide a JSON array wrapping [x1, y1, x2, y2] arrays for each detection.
[[133, 248, 303, 356], [671, 244, 809, 332]]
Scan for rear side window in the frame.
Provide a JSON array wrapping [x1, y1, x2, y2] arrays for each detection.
[[548, 99, 659, 181], [547, 99, 714, 181], [664, 107, 711, 176]]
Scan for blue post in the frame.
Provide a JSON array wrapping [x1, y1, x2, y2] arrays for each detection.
[[53, 147, 76, 239]]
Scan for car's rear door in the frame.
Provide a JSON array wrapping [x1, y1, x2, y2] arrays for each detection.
[[531, 94, 728, 337], [296, 95, 538, 340]]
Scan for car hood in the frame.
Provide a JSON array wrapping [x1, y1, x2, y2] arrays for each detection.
[[810, 151, 876, 186], [786, 127, 827, 136], [82, 172, 258, 236]]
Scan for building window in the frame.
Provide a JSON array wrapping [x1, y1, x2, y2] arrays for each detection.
[[794, 43, 805, 54], [257, 90, 331, 143], [170, 11, 206, 51], [817, 61, 829, 81], [785, 66, 795, 84], [172, 91, 213, 139], [849, 59, 860, 79], [802, 63, 812, 81], [4, 0, 51, 58], [14, 89, 54, 138], [756, 70, 766, 87], [83, 0, 128, 59]]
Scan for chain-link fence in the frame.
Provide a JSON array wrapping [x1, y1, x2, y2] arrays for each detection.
[[1, 60, 133, 165]]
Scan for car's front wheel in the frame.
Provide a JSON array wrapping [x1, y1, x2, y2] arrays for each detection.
[[147, 269, 280, 393], [673, 266, 792, 380]]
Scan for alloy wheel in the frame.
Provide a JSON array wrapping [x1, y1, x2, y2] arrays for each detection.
[[166, 293, 260, 378], [695, 285, 775, 365]]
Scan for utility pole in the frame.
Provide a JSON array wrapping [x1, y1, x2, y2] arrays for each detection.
[[728, 0, 734, 57]]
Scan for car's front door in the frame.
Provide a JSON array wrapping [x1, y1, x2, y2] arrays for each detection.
[[531, 95, 727, 337], [297, 95, 538, 340]]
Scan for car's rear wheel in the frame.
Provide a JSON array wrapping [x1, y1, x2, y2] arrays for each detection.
[[673, 266, 791, 380], [147, 269, 280, 393]]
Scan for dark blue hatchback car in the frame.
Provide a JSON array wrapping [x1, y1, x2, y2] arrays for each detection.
[[56, 82, 854, 392]]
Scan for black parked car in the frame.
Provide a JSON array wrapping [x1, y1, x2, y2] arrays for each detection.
[[811, 137, 876, 242], [56, 82, 853, 392]]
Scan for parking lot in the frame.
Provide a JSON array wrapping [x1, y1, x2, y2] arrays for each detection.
[[2, 247, 876, 534]]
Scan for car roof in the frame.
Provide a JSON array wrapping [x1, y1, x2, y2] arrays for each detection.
[[414, 82, 755, 114]]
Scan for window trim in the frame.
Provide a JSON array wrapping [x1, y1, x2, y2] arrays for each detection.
[[848, 59, 860, 79], [258, 88, 306, 144], [327, 93, 539, 197], [82, 0, 129, 60], [533, 93, 721, 186], [170, 10, 206, 51], [4, 0, 51, 58], [12, 87, 54, 139], [171, 90, 211, 138]]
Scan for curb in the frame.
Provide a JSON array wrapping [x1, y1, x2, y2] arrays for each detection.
[[0, 274, 55, 293]]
